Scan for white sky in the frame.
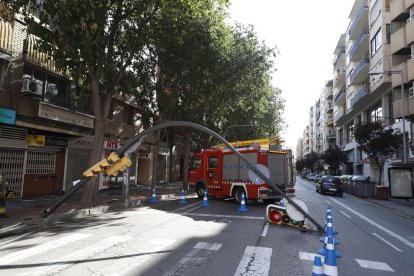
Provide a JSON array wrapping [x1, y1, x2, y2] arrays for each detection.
[[227, 0, 355, 150]]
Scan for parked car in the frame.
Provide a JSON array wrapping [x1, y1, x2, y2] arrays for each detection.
[[314, 175, 321, 183], [316, 175, 343, 197], [307, 173, 316, 181]]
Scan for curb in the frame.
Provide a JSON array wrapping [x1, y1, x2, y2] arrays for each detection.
[[0, 192, 181, 238], [363, 198, 414, 222]]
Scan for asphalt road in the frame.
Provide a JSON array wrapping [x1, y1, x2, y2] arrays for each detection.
[[0, 178, 413, 275]]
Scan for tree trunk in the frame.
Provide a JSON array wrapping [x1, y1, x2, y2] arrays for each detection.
[[377, 162, 384, 187], [151, 129, 161, 191], [182, 130, 190, 191]]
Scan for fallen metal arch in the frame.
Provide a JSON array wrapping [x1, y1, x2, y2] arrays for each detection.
[[42, 121, 323, 232]]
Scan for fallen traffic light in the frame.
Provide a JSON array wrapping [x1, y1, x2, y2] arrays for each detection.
[[266, 204, 304, 228], [105, 156, 132, 176], [83, 158, 110, 177]]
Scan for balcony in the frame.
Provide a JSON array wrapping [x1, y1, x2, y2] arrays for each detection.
[[407, 0, 414, 10], [407, 16, 414, 46], [326, 134, 336, 141], [392, 97, 410, 119], [0, 19, 13, 53], [348, 4, 368, 41], [333, 48, 345, 69], [391, 63, 408, 88], [349, 57, 369, 85], [350, 85, 369, 108], [326, 116, 334, 127], [333, 67, 346, 88], [408, 58, 414, 82], [348, 27, 369, 62], [334, 109, 344, 123], [24, 34, 69, 76], [390, 0, 409, 22], [333, 88, 345, 105], [391, 26, 410, 55]]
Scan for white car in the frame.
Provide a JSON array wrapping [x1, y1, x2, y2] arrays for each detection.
[[307, 173, 316, 181]]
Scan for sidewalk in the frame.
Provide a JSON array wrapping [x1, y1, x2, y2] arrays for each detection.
[[0, 182, 188, 237], [364, 197, 414, 221]]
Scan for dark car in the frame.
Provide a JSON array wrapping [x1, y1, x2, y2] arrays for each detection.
[[316, 175, 343, 197]]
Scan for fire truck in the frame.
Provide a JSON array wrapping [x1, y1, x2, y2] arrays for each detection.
[[188, 138, 296, 203]]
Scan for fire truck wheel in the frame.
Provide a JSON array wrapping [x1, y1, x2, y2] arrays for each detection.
[[232, 187, 245, 204], [195, 183, 206, 199]]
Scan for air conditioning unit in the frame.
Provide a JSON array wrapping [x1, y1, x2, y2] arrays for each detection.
[[410, 87, 414, 97], [21, 75, 43, 96]]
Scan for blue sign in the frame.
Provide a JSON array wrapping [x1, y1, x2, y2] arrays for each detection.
[[0, 108, 16, 125]]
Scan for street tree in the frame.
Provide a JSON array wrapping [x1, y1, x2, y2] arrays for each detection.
[[321, 145, 346, 175], [303, 151, 322, 173], [295, 159, 305, 173], [8, 0, 168, 207], [354, 121, 403, 185]]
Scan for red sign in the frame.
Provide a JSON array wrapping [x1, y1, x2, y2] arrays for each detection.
[[104, 140, 119, 149]]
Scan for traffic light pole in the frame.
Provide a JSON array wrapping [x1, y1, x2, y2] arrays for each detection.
[[42, 121, 324, 232]]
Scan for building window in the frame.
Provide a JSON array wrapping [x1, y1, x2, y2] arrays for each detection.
[[370, 0, 380, 26], [367, 103, 383, 122], [371, 28, 382, 57], [346, 123, 355, 143]]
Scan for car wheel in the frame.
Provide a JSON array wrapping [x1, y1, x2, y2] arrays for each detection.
[[232, 187, 245, 204], [195, 183, 206, 199]]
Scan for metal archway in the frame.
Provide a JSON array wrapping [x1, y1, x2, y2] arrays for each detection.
[[42, 121, 323, 232]]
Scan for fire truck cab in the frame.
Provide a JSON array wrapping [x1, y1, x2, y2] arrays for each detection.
[[189, 139, 295, 203]]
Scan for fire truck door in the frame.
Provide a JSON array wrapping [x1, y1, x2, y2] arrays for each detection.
[[206, 154, 220, 190]]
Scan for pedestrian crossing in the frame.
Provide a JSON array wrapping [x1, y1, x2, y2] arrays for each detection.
[[0, 232, 397, 275]]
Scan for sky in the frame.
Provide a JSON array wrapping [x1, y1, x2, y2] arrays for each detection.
[[227, 0, 355, 150]]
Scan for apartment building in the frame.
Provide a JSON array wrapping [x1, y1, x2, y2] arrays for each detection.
[[332, 0, 414, 186], [0, 4, 185, 197]]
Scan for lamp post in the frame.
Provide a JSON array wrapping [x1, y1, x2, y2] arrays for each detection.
[[368, 70, 406, 163]]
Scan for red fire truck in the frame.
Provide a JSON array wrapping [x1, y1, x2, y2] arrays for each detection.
[[188, 139, 296, 203]]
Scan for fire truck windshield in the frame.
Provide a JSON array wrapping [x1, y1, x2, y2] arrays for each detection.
[[190, 158, 201, 169]]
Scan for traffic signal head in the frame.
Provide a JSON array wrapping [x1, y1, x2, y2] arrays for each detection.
[[105, 156, 132, 176], [83, 158, 110, 177]]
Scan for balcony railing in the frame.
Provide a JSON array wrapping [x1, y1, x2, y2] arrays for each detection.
[[348, 4, 366, 38], [0, 20, 13, 53], [350, 84, 369, 108], [334, 109, 344, 122], [350, 56, 369, 84], [333, 88, 345, 104], [24, 34, 69, 76], [333, 48, 345, 68], [349, 27, 368, 60]]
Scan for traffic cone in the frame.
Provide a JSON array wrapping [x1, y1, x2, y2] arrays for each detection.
[[279, 198, 285, 208], [201, 190, 209, 207], [322, 237, 338, 276], [150, 189, 158, 203], [311, 255, 323, 276], [320, 218, 340, 244], [179, 189, 187, 205], [238, 192, 248, 212]]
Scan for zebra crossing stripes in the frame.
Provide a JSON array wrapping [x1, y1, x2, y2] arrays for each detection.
[[23, 235, 131, 276], [234, 246, 272, 276], [0, 233, 91, 266]]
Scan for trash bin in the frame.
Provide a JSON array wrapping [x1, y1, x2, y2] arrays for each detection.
[[347, 175, 355, 195], [376, 185, 389, 200], [340, 175, 349, 193], [352, 176, 375, 198]]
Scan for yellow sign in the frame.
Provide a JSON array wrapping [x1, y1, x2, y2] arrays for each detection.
[[27, 135, 46, 147]]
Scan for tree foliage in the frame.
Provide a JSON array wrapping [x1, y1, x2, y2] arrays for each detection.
[[303, 151, 322, 173], [321, 145, 346, 175], [354, 121, 403, 185]]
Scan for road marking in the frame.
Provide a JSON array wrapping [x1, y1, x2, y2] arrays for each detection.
[[299, 252, 325, 262], [172, 201, 201, 213], [163, 242, 222, 276], [329, 198, 414, 249], [26, 235, 131, 276], [0, 233, 91, 266], [356, 259, 395, 272], [261, 222, 269, 237], [340, 210, 351, 218], [372, 233, 403, 252], [182, 213, 264, 220], [324, 200, 332, 205], [234, 246, 272, 276]]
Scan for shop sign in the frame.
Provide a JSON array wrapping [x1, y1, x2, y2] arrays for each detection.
[[38, 102, 94, 129], [159, 147, 170, 156], [27, 135, 46, 147], [45, 136, 68, 147], [0, 108, 16, 125], [104, 140, 120, 149]]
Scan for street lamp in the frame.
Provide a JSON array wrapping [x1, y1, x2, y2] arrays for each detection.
[[368, 69, 406, 163]]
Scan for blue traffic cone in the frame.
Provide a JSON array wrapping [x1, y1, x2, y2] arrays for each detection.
[[322, 237, 338, 276], [201, 190, 209, 207], [279, 198, 285, 208], [238, 193, 248, 212], [150, 189, 158, 203], [320, 219, 340, 244], [179, 189, 187, 205], [312, 255, 323, 276]]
